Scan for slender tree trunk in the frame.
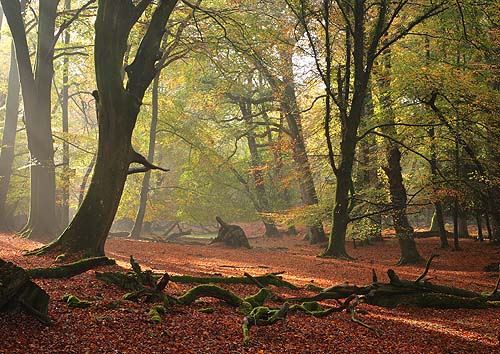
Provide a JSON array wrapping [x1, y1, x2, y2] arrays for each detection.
[[279, 69, 326, 244], [60, 0, 72, 229], [458, 210, 469, 238], [485, 212, 493, 240], [428, 126, 449, 248], [453, 137, 460, 250], [246, 133, 279, 237], [376, 50, 421, 265], [78, 154, 96, 206], [238, 101, 279, 237], [476, 212, 483, 242], [353, 87, 382, 242], [0, 41, 21, 231], [383, 146, 422, 265], [129, 75, 160, 239]]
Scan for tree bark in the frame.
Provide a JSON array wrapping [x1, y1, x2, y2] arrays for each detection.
[[239, 101, 279, 237], [278, 57, 326, 244], [428, 126, 449, 248], [383, 147, 422, 265], [376, 50, 422, 265], [60, 0, 72, 229], [0, 41, 21, 231], [130, 74, 160, 240], [31, 0, 177, 256], [1, 0, 59, 242]]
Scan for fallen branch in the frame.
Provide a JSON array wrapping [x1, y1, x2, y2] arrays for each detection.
[[415, 254, 439, 283]]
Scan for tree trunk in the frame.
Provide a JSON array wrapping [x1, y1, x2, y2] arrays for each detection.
[[0, 41, 21, 231], [278, 63, 326, 244], [31, 0, 177, 256], [458, 209, 469, 238], [78, 154, 96, 206], [352, 87, 382, 242], [130, 75, 160, 240], [476, 212, 484, 242], [2, 0, 59, 242], [240, 101, 279, 238], [428, 125, 449, 248], [376, 49, 421, 264], [384, 147, 422, 265], [60, 0, 72, 229]]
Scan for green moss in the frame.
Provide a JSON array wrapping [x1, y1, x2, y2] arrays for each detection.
[[199, 307, 214, 313], [290, 301, 335, 317], [176, 284, 243, 307], [238, 301, 253, 315], [244, 288, 271, 307], [148, 305, 166, 323], [55, 254, 67, 262], [62, 294, 91, 308], [303, 283, 323, 292]]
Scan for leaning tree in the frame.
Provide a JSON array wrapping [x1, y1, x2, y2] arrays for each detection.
[[32, 0, 176, 256]]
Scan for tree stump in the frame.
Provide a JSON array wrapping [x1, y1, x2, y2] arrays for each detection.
[[0, 259, 50, 323], [210, 217, 251, 248]]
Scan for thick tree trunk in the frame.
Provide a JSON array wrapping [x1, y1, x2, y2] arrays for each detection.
[[2, 0, 59, 242], [31, 0, 177, 256], [323, 92, 364, 258], [130, 75, 160, 240], [0, 41, 21, 231]]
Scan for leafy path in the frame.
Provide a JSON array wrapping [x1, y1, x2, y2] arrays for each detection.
[[1, 231, 500, 353]]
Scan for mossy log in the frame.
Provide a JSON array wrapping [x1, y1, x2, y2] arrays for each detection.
[[292, 256, 500, 309], [28, 257, 115, 279], [0, 259, 50, 323], [242, 302, 290, 345], [170, 273, 299, 290], [176, 284, 244, 306]]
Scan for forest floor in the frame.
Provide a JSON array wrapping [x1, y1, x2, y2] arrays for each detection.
[[1, 226, 500, 354]]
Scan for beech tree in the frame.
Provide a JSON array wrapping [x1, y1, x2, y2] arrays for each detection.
[[288, 0, 446, 258], [33, 0, 176, 256], [0, 41, 21, 231], [1, 0, 60, 240]]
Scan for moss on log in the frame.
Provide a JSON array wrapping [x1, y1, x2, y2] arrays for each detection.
[[96, 271, 144, 290], [290, 301, 337, 317], [176, 284, 244, 307], [242, 302, 290, 345], [61, 294, 91, 308], [170, 273, 299, 290], [0, 259, 50, 323], [28, 257, 115, 279], [149, 305, 166, 323]]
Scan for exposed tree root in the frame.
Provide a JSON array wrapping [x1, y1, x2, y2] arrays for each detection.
[[93, 254, 500, 344], [28, 257, 115, 279], [0, 259, 51, 324]]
